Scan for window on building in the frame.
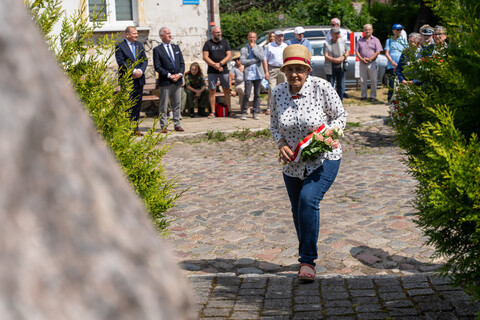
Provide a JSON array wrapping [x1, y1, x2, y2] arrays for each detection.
[[88, 0, 136, 26]]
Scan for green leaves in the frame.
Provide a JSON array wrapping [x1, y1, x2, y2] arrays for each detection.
[[392, 0, 480, 303], [27, 0, 178, 232]]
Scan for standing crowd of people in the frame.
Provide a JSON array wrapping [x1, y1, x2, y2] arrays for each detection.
[[115, 21, 447, 135]]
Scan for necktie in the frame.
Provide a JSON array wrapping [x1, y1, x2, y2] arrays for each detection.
[[130, 42, 135, 58], [167, 44, 175, 69]]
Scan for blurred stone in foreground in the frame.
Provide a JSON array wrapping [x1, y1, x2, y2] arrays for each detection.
[[0, 1, 194, 319]]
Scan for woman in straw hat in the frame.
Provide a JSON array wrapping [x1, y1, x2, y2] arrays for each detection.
[[270, 44, 348, 282]]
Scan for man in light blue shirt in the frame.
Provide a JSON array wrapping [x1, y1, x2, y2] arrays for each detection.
[[385, 24, 407, 102], [240, 31, 265, 120], [287, 27, 312, 57]]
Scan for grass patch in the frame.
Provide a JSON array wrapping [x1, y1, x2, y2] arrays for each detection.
[[347, 121, 362, 128], [202, 128, 272, 142]]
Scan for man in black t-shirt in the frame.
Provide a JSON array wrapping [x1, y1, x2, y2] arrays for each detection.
[[202, 26, 232, 118]]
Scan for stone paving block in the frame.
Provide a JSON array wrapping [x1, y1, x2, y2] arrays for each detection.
[[294, 295, 321, 304], [387, 307, 419, 316], [346, 278, 374, 289], [321, 277, 345, 286], [263, 298, 292, 310], [230, 311, 261, 319], [417, 300, 453, 312], [202, 307, 231, 317], [233, 301, 262, 311], [354, 303, 383, 313], [240, 279, 267, 288], [349, 289, 377, 297], [206, 299, 235, 308], [268, 277, 294, 286], [323, 315, 355, 320], [441, 290, 471, 301], [352, 296, 381, 305], [406, 288, 435, 296], [294, 303, 323, 311], [357, 312, 389, 320], [377, 284, 404, 292], [260, 316, 290, 320], [401, 274, 428, 283], [238, 288, 265, 296], [321, 285, 348, 293], [323, 291, 350, 300], [293, 311, 324, 319], [212, 285, 238, 294], [402, 281, 430, 289], [424, 312, 459, 320], [265, 290, 292, 299], [411, 295, 443, 303], [324, 300, 352, 307], [295, 288, 321, 296], [452, 300, 480, 316], [379, 291, 408, 300], [383, 299, 414, 308], [325, 306, 354, 316], [261, 309, 292, 316]]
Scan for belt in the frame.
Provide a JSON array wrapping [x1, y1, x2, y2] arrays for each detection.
[[269, 65, 281, 68]]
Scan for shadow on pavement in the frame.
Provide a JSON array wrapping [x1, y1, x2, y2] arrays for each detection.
[[348, 128, 397, 148], [351, 245, 442, 273], [180, 258, 298, 275]]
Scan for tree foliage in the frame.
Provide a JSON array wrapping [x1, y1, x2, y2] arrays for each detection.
[[368, 0, 421, 45], [26, 0, 178, 232], [221, 0, 374, 48], [391, 0, 480, 304]]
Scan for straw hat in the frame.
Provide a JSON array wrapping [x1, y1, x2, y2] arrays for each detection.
[[280, 44, 311, 72], [232, 51, 241, 60]]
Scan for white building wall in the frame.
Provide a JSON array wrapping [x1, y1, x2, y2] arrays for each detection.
[[57, 0, 220, 77]]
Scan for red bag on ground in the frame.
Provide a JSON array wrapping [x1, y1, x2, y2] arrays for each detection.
[[215, 103, 228, 117]]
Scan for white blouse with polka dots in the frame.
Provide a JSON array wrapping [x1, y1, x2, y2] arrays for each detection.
[[270, 76, 348, 179]]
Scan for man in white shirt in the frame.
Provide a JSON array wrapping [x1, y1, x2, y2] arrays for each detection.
[[264, 30, 288, 115], [326, 18, 349, 42]]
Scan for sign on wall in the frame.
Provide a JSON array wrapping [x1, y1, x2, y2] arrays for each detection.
[[183, 0, 199, 4]]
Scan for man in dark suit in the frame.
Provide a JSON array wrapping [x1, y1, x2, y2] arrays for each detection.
[[115, 26, 148, 136], [153, 27, 185, 132]]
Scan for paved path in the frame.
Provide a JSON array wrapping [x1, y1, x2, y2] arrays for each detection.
[[157, 98, 479, 319]]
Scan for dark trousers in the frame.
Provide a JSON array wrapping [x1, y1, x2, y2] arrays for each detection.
[[185, 89, 209, 115], [386, 68, 395, 102], [326, 68, 345, 102], [129, 83, 143, 123]]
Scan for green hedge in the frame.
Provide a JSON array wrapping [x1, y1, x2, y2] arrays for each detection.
[[391, 0, 480, 304], [27, 0, 178, 232]]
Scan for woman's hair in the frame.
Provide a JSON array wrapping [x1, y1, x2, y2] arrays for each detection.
[[189, 62, 203, 75], [266, 32, 275, 44]]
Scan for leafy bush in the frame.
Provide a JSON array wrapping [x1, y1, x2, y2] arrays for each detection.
[[368, 0, 421, 44], [27, 0, 178, 232], [391, 0, 480, 303]]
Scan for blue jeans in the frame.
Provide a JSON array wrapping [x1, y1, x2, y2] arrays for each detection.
[[242, 79, 261, 115], [283, 160, 341, 266], [326, 68, 345, 101]]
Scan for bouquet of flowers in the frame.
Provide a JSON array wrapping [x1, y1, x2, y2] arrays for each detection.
[[294, 125, 344, 162]]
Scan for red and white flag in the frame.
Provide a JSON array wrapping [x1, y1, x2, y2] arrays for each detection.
[[291, 124, 326, 162]]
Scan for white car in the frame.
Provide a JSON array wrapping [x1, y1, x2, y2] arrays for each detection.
[[310, 39, 388, 87]]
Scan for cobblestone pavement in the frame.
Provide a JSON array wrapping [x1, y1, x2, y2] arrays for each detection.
[[162, 123, 480, 319]]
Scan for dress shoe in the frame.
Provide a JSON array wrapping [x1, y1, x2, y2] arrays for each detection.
[[174, 126, 184, 132], [161, 128, 168, 133], [134, 130, 144, 136]]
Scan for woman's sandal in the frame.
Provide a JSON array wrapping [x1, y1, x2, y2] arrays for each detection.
[[207, 113, 215, 119], [298, 263, 316, 283]]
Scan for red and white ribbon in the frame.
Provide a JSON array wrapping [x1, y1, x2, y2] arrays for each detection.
[[291, 124, 326, 162]]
